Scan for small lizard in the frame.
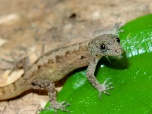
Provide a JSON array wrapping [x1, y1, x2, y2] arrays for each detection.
[[0, 33, 123, 112]]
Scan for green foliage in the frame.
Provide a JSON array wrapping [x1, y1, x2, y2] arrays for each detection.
[[40, 14, 152, 114]]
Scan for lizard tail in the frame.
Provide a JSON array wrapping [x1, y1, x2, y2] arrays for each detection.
[[0, 76, 31, 100]]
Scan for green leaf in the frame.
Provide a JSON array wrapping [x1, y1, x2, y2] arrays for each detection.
[[40, 14, 152, 114]]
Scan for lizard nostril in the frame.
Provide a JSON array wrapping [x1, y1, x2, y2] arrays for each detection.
[[115, 49, 121, 53]]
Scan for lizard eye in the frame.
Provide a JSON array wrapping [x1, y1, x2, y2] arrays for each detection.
[[116, 37, 120, 43], [100, 43, 107, 52]]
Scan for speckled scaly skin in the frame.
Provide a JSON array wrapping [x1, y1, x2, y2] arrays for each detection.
[[0, 34, 123, 112]]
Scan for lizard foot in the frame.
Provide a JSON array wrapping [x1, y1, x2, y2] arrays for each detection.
[[98, 78, 114, 98], [40, 101, 70, 113]]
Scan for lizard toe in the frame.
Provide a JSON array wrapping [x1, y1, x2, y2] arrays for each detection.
[[98, 78, 114, 98], [40, 101, 70, 113]]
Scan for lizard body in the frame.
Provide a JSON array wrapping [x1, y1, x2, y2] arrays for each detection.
[[0, 34, 123, 112]]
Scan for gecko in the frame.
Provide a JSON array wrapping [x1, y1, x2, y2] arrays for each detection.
[[0, 33, 123, 112]]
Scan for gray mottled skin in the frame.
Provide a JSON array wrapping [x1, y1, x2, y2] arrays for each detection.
[[0, 34, 123, 112]]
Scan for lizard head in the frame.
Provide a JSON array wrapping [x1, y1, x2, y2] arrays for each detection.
[[88, 34, 123, 59]]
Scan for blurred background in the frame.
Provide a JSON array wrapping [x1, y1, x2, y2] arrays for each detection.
[[0, 0, 151, 113]]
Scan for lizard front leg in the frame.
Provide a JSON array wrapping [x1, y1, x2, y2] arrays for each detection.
[[86, 58, 113, 97], [32, 79, 70, 112]]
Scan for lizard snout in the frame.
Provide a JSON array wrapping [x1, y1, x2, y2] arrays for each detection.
[[115, 48, 123, 54]]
